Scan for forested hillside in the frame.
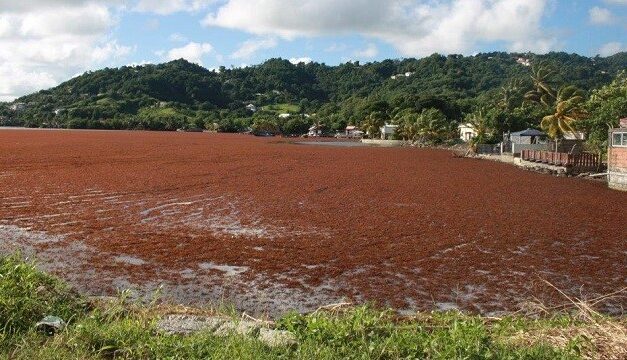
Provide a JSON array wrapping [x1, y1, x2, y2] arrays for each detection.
[[1, 52, 625, 146]]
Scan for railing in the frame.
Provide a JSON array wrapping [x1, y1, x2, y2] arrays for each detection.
[[521, 150, 600, 168]]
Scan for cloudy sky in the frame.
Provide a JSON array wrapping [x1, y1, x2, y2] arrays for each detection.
[[1, 0, 626, 101]]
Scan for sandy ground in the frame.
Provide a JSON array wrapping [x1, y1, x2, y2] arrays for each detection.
[[0, 129, 625, 316]]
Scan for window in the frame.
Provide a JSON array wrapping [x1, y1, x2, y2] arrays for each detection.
[[612, 132, 627, 147]]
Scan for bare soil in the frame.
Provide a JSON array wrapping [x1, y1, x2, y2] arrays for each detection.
[[1, 129, 625, 316]]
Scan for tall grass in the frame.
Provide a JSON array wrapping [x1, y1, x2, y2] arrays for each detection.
[[0, 254, 87, 346], [1, 254, 623, 359]]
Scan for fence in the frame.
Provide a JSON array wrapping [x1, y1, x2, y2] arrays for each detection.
[[521, 150, 600, 169], [475, 144, 501, 155]]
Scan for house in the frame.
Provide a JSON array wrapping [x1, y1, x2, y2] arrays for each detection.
[[10, 102, 26, 112], [308, 125, 322, 137], [508, 129, 548, 144], [345, 126, 364, 138], [516, 58, 531, 67], [246, 104, 257, 113], [458, 123, 478, 142], [278, 113, 291, 119], [503, 129, 549, 155], [379, 124, 398, 140], [608, 119, 627, 191]]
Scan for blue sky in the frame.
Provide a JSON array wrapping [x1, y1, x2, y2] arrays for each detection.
[[0, 0, 625, 100]]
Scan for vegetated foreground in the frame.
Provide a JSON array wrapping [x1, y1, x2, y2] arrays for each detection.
[[0, 129, 625, 316]]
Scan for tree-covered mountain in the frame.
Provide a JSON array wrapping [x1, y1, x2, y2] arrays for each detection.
[[1, 52, 625, 137]]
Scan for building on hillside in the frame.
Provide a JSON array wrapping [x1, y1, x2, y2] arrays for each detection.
[[246, 104, 257, 112], [516, 58, 531, 67], [608, 119, 627, 191], [380, 124, 398, 140], [278, 113, 291, 119], [10, 102, 26, 112], [458, 123, 478, 142]]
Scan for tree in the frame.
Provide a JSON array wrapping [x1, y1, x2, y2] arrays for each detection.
[[498, 78, 525, 111], [251, 118, 279, 134], [524, 62, 557, 107], [540, 85, 587, 142], [465, 110, 496, 149], [582, 71, 627, 154], [361, 111, 387, 139], [415, 108, 451, 144]]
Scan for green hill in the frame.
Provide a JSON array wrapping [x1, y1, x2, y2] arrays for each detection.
[[1, 52, 625, 134]]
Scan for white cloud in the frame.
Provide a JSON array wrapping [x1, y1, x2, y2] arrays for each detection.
[[133, 0, 214, 15], [589, 7, 615, 25], [289, 57, 312, 64], [0, 1, 132, 101], [169, 33, 188, 42], [203, 0, 556, 57], [354, 43, 378, 59], [165, 42, 213, 64], [325, 43, 348, 52], [598, 42, 625, 56], [231, 37, 277, 59]]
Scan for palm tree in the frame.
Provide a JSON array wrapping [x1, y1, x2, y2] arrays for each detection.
[[465, 110, 495, 151], [540, 85, 587, 143], [524, 62, 557, 107], [415, 108, 449, 143], [361, 111, 386, 139], [499, 79, 525, 111]]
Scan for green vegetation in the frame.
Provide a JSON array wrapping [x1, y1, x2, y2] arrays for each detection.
[[2, 254, 625, 359], [0, 52, 626, 150], [261, 103, 301, 114]]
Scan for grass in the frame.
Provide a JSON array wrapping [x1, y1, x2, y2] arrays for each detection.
[[1, 254, 624, 359], [261, 103, 301, 114]]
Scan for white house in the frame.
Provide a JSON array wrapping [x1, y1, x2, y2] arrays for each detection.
[[516, 58, 531, 67], [458, 123, 478, 142], [246, 104, 257, 112], [278, 113, 291, 119], [380, 124, 398, 140], [345, 126, 364, 138], [10, 102, 26, 112], [308, 125, 322, 137]]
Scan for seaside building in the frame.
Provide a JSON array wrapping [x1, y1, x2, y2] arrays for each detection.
[[458, 123, 478, 142], [608, 118, 627, 191], [380, 124, 398, 140]]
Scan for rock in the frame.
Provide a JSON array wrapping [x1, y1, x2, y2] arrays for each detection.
[[235, 320, 262, 336], [36, 316, 66, 335], [157, 315, 227, 335], [257, 328, 297, 348], [212, 320, 237, 337]]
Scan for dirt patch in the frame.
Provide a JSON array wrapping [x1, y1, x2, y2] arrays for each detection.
[[0, 129, 625, 316]]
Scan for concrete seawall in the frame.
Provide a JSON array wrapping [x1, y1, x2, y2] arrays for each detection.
[[361, 139, 405, 147]]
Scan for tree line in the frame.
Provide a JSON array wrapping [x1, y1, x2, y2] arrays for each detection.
[[1, 52, 625, 151]]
